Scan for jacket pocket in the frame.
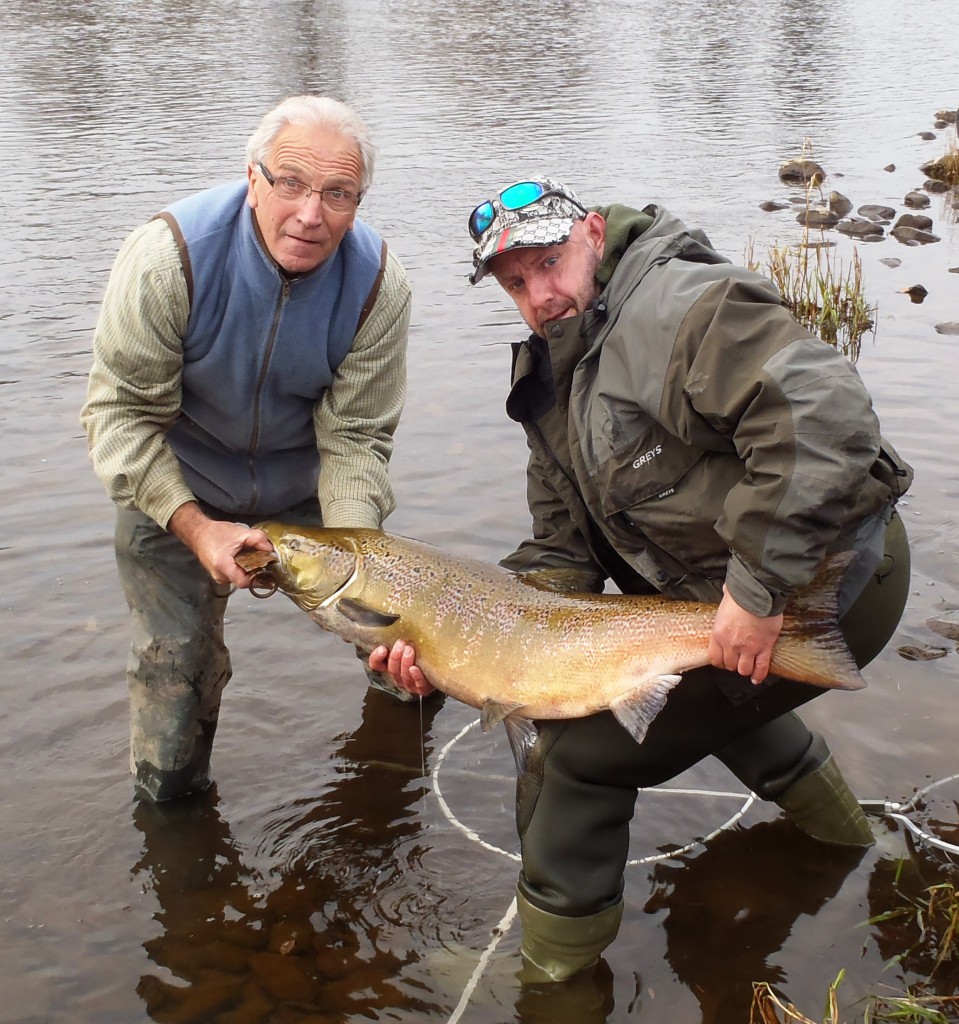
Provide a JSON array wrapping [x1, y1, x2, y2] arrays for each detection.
[[871, 436, 914, 502], [593, 430, 705, 515]]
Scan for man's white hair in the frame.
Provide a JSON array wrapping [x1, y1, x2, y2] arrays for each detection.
[[246, 95, 377, 193]]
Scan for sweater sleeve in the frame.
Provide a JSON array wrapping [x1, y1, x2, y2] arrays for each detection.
[[80, 219, 196, 528], [314, 249, 411, 528]]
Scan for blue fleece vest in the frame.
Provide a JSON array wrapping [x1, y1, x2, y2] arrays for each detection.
[[160, 181, 384, 515]]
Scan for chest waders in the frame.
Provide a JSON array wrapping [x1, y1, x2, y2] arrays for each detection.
[[513, 511, 910, 982]]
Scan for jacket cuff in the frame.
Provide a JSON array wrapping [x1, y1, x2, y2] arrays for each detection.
[[724, 554, 789, 617], [322, 499, 382, 530]]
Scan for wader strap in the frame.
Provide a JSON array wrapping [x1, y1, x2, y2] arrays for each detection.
[[354, 238, 388, 336], [152, 212, 194, 308]]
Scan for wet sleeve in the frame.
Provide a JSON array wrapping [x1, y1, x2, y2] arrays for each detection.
[[499, 443, 607, 593]]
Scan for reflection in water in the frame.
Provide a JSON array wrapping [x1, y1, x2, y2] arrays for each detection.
[[646, 821, 867, 1023], [132, 688, 447, 1022]]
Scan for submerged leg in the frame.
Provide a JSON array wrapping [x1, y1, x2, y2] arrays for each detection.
[[115, 508, 232, 802]]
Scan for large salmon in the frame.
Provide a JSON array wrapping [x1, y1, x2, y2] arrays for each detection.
[[237, 524, 864, 747]]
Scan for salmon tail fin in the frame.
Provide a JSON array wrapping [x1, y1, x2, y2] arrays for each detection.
[[772, 552, 865, 691]]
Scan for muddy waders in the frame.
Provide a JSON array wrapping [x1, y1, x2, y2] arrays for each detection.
[[514, 513, 910, 979]]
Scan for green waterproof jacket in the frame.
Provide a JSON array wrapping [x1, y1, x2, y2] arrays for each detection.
[[501, 203, 912, 616]]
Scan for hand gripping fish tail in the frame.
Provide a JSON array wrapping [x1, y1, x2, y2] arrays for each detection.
[[771, 550, 864, 691], [236, 525, 864, 751]]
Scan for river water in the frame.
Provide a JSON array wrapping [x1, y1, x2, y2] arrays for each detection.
[[1, 1, 958, 1022]]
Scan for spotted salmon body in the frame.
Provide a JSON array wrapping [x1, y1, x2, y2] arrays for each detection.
[[238, 524, 865, 746]]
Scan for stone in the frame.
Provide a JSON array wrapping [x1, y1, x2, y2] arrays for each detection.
[[890, 225, 940, 245], [759, 200, 790, 212], [779, 158, 826, 184], [858, 204, 896, 222], [924, 178, 951, 194], [829, 191, 853, 217], [883, 163, 896, 172], [893, 213, 934, 232], [879, 257, 902, 268], [934, 322, 959, 336], [917, 131, 937, 140], [797, 207, 839, 228], [837, 218, 884, 240], [899, 284, 928, 303], [903, 190, 931, 209]]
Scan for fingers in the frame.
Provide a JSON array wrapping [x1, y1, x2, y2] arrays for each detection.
[[750, 649, 772, 685], [369, 640, 436, 697], [709, 588, 782, 685], [369, 645, 390, 672]]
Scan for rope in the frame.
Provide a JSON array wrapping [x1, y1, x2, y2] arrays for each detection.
[[861, 772, 959, 856], [445, 897, 518, 1024]]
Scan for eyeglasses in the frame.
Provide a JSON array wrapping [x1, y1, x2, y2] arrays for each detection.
[[467, 180, 587, 241], [256, 161, 361, 213]]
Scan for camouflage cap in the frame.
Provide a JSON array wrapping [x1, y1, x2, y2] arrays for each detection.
[[469, 178, 587, 284]]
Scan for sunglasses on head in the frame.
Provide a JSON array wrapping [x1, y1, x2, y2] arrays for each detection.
[[467, 180, 587, 241]]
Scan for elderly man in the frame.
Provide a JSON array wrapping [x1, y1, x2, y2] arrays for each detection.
[[372, 178, 913, 982], [83, 95, 411, 802]]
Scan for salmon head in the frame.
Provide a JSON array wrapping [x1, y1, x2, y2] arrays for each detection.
[[249, 523, 368, 612]]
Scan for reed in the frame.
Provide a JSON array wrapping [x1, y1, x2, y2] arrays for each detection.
[[924, 134, 959, 187], [747, 141, 878, 363]]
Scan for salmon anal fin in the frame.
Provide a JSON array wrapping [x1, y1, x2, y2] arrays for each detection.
[[502, 715, 539, 775]]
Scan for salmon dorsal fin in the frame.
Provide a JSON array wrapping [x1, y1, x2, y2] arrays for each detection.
[[609, 674, 682, 746], [336, 598, 400, 628]]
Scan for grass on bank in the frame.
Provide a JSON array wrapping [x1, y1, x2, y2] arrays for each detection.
[[749, 880, 959, 1023]]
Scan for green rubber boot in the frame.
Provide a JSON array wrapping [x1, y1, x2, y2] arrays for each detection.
[[775, 755, 875, 847], [517, 891, 623, 983]]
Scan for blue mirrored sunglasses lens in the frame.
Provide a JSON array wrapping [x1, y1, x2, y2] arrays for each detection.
[[500, 181, 546, 210], [470, 201, 495, 239]]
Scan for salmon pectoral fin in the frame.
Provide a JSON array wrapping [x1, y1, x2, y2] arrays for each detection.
[[336, 598, 401, 628], [609, 674, 682, 746]]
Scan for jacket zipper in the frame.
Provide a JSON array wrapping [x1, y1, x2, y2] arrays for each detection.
[[246, 278, 291, 511]]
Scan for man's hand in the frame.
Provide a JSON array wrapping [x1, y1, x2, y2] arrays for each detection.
[[168, 501, 274, 588], [369, 640, 436, 698], [708, 585, 784, 684]]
